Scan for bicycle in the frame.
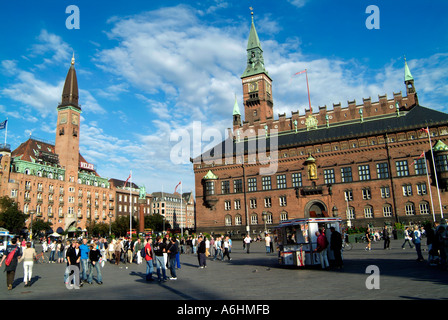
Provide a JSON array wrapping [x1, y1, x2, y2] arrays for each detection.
[[342, 240, 352, 251], [35, 252, 49, 264]]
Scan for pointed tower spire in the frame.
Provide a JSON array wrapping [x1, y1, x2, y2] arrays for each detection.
[[233, 94, 241, 128], [404, 56, 414, 81], [404, 56, 418, 106], [59, 53, 80, 111], [241, 9, 269, 79]]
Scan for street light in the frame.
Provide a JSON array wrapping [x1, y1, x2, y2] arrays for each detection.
[[108, 213, 113, 236], [262, 211, 267, 235], [29, 209, 36, 243]]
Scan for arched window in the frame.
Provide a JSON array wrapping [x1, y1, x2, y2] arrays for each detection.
[[225, 215, 232, 226], [405, 202, 415, 215], [235, 214, 242, 226], [250, 213, 258, 225], [364, 205, 373, 218], [382, 204, 392, 217], [419, 201, 430, 215]]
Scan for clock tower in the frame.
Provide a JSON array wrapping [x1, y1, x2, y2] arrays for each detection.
[[55, 54, 81, 181], [241, 12, 273, 125]]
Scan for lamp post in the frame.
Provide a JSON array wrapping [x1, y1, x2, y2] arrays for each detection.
[[28, 209, 36, 243], [262, 211, 267, 234], [108, 213, 113, 236]]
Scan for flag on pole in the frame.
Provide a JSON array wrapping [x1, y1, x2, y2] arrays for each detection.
[[410, 151, 425, 166], [174, 181, 181, 193], [124, 172, 132, 187], [421, 127, 429, 134], [0, 120, 7, 130]]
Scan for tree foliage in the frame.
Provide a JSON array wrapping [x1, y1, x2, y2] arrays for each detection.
[[0, 196, 26, 234]]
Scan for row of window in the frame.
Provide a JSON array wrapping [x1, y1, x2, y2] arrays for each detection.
[[207, 158, 433, 195], [224, 196, 287, 211], [22, 182, 112, 198], [344, 183, 427, 201], [224, 211, 288, 226], [346, 201, 431, 219], [23, 203, 109, 219], [222, 200, 431, 227]]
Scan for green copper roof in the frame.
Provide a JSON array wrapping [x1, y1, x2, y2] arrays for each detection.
[[203, 170, 218, 180], [233, 95, 241, 116], [404, 58, 414, 81], [241, 15, 270, 79], [433, 140, 448, 152], [247, 16, 261, 50]]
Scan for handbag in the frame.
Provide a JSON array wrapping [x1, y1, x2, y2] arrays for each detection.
[[5, 247, 18, 266]]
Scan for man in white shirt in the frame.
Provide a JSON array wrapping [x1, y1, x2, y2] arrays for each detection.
[[265, 233, 271, 254], [244, 234, 251, 254]]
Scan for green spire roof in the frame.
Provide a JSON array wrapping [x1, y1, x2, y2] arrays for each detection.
[[247, 15, 262, 50], [232, 95, 241, 116], [404, 57, 414, 81], [241, 13, 270, 79]]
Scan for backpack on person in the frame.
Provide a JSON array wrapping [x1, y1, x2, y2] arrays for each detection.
[[410, 229, 416, 243], [5, 247, 17, 266], [141, 247, 146, 258]]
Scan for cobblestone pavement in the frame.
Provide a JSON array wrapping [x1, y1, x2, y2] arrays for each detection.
[[0, 239, 447, 301]]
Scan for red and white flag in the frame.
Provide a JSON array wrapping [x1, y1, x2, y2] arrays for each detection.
[[421, 127, 429, 134], [410, 152, 425, 166], [124, 172, 132, 187], [174, 181, 181, 193]]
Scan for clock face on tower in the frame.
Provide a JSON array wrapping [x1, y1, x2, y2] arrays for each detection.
[[71, 114, 79, 126], [248, 81, 258, 93], [59, 113, 67, 124]]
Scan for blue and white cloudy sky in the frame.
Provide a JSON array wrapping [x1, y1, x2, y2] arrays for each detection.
[[0, 0, 447, 194]]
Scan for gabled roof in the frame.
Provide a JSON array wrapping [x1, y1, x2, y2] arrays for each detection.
[[108, 178, 140, 190], [12, 138, 100, 177], [197, 105, 448, 161]]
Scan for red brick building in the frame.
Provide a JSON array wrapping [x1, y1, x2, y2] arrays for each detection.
[[192, 15, 448, 237]]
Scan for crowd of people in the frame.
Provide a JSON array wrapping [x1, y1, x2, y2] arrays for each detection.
[[1, 222, 447, 291]]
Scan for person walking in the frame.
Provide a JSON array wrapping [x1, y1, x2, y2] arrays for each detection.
[[265, 233, 272, 254], [413, 225, 424, 262], [87, 244, 103, 284], [383, 226, 391, 250], [0, 238, 22, 290], [330, 227, 343, 269], [365, 228, 372, 251], [197, 236, 207, 268], [314, 230, 330, 270], [401, 227, 414, 249], [19, 242, 37, 287], [144, 238, 155, 281], [213, 236, 223, 261], [167, 237, 179, 280], [244, 234, 251, 254], [222, 236, 232, 261], [115, 239, 123, 265]]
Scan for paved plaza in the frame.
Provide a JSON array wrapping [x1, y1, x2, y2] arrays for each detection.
[[1, 239, 447, 301]]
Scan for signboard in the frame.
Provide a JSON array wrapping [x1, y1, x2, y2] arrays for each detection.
[[79, 161, 94, 171]]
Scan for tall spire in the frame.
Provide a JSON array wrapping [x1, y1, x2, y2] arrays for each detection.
[[241, 9, 269, 79], [232, 94, 241, 116], [59, 53, 80, 110], [404, 56, 414, 81]]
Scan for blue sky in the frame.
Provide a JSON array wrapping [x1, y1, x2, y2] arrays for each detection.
[[1, 0, 447, 194]]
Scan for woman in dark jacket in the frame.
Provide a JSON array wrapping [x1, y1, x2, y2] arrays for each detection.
[[87, 244, 103, 284], [0, 238, 22, 290]]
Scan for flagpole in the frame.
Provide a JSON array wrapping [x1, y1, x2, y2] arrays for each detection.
[[305, 69, 312, 113], [426, 127, 444, 219], [130, 170, 132, 239], [423, 152, 436, 222], [4, 118, 7, 145], [180, 181, 183, 238]]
